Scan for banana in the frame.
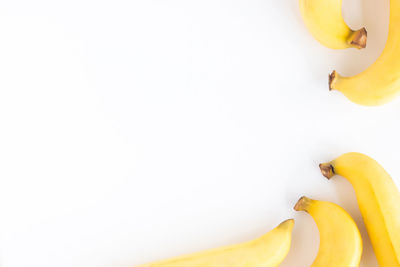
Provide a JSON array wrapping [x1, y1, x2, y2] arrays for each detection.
[[329, 0, 400, 105], [294, 196, 362, 267], [299, 0, 367, 49], [137, 219, 294, 267], [320, 152, 400, 266]]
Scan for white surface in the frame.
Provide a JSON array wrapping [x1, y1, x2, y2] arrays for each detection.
[[0, 0, 396, 266]]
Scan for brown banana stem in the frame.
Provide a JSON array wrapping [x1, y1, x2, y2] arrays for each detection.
[[319, 163, 335, 179], [349, 27, 367, 49]]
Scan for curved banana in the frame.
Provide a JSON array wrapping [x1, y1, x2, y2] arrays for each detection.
[[299, 0, 367, 49], [320, 152, 400, 266], [137, 219, 294, 267], [329, 0, 400, 105], [294, 196, 362, 267]]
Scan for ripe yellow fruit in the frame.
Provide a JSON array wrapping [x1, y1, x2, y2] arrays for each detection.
[[329, 0, 400, 105], [320, 152, 400, 266], [299, 0, 366, 49], [137, 219, 294, 267], [294, 196, 362, 267]]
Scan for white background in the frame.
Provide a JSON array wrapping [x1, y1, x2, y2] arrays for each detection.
[[0, 0, 396, 266]]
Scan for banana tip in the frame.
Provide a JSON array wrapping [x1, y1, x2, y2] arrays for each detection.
[[294, 196, 310, 212], [279, 219, 295, 229], [329, 71, 337, 91], [319, 163, 335, 179], [350, 27, 367, 49]]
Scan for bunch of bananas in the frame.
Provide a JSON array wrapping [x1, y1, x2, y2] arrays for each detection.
[[137, 1, 400, 266], [137, 153, 400, 266], [301, 0, 400, 106]]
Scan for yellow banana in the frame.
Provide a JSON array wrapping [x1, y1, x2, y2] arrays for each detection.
[[299, 0, 367, 49], [329, 0, 400, 105], [137, 219, 294, 267], [320, 152, 400, 266], [294, 196, 362, 267]]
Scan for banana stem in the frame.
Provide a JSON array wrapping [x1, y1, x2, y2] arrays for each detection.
[[329, 71, 338, 91], [348, 28, 367, 49], [319, 163, 335, 179], [294, 196, 312, 212]]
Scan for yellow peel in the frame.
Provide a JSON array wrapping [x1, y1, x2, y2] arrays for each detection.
[[137, 219, 294, 267], [294, 197, 362, 267], [329, 0, 400, 105], [299, 0, 366, 49], [321, 152, 400, 266]]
